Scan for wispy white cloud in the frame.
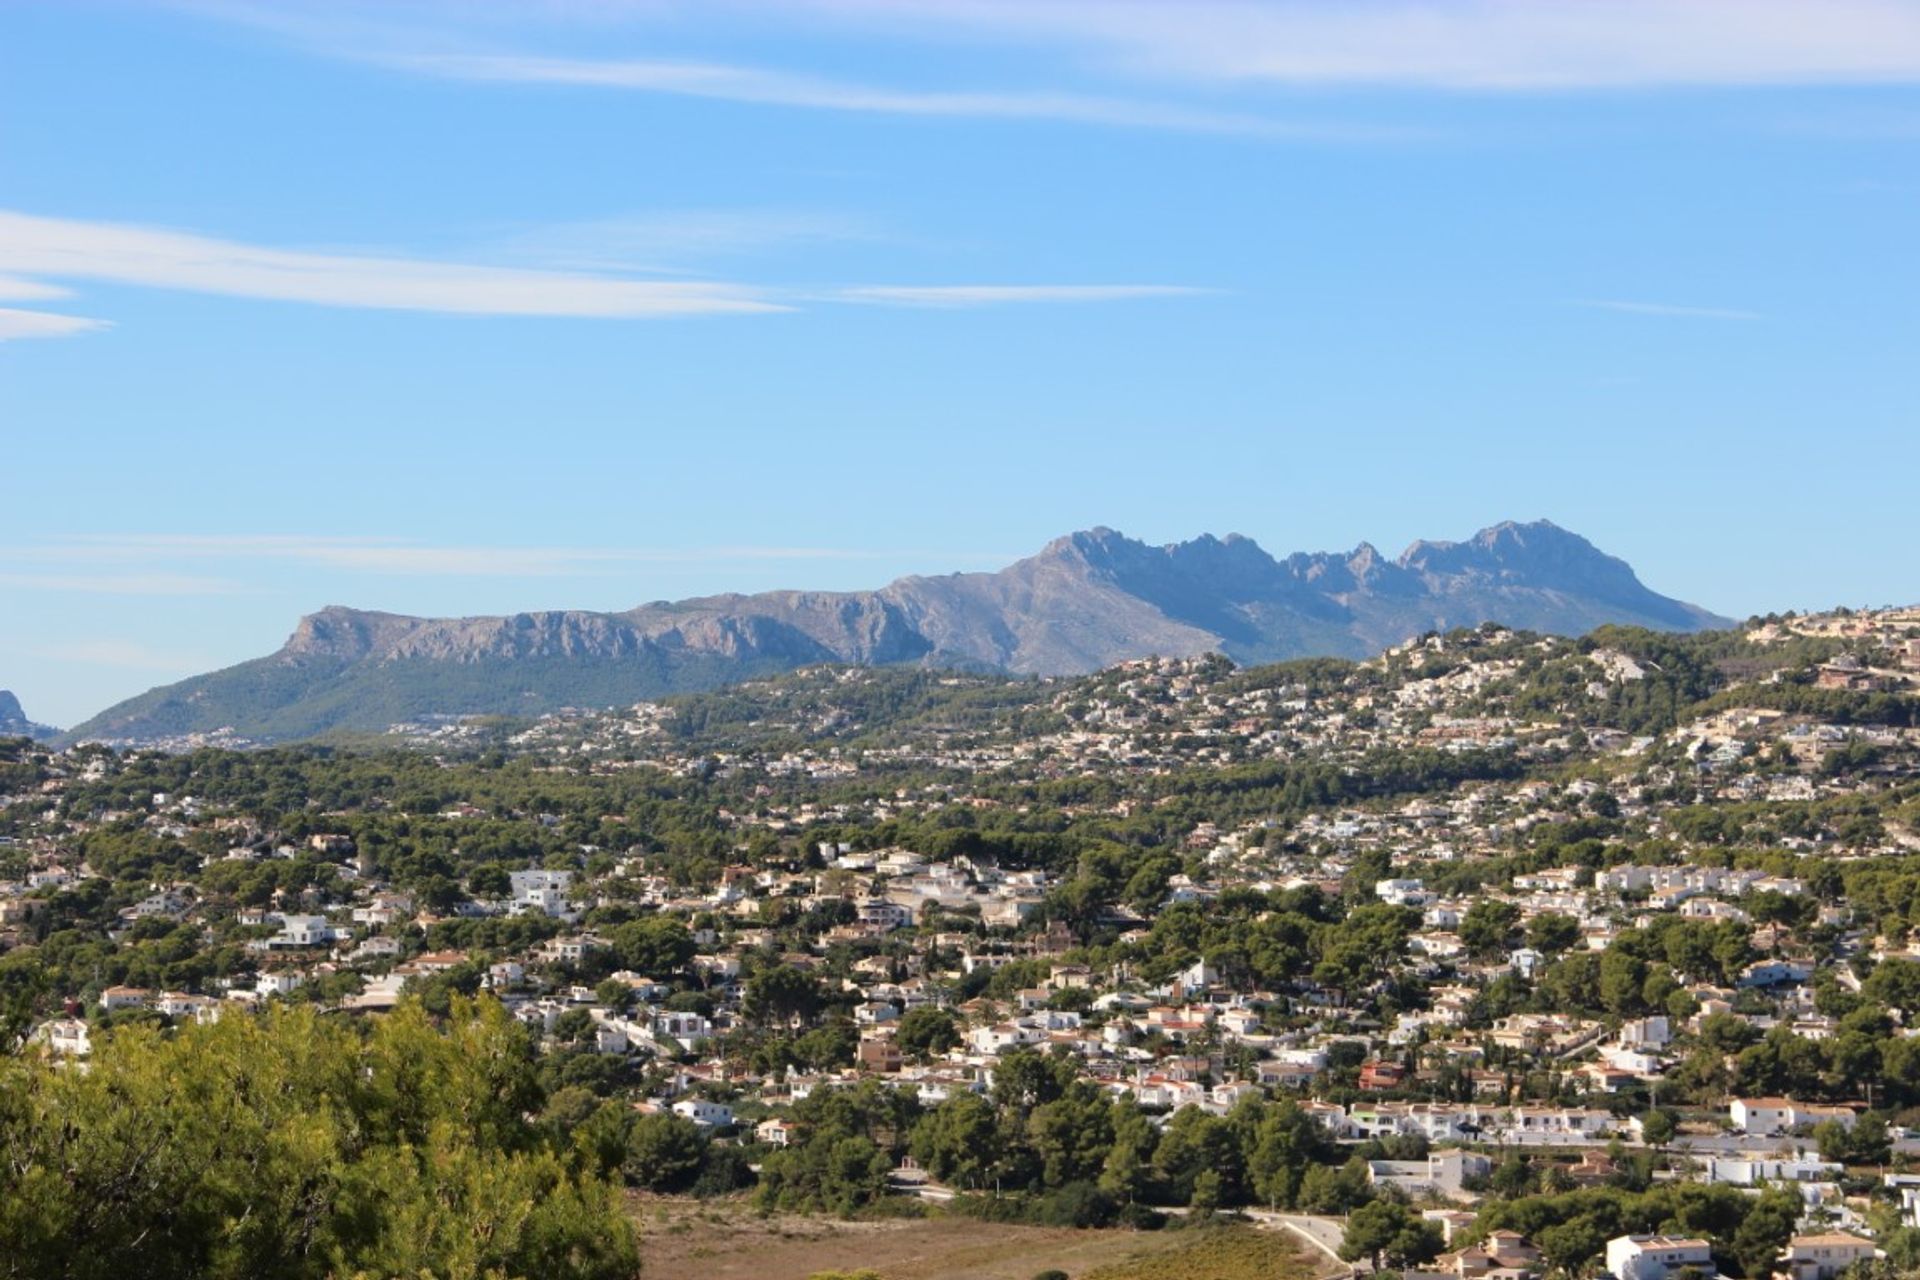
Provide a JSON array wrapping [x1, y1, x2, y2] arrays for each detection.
[[489, 210, 885, 273], [11, 534, 901, 579], [0, 210, 1210, 336], [1571, 298, 1764, 321], [389, 51, 1389, 139], [177, 0, 1920, 93], [0, 211, 784, 318], [743, 0, 1920, 90], [0, 571, 242, 596], [247, 542, 893, 576], [0, 307, 111, 341], [832, 284, 1215, 308], [0, 276, 74, 302]]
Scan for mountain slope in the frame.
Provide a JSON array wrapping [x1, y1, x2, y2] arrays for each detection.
[[67, 520, 1732, 744], [0, 691, 59, 742]]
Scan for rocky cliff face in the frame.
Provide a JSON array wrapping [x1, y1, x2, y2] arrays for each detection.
[[281, 594, 935, 669], [67, 519, 1731, 744]]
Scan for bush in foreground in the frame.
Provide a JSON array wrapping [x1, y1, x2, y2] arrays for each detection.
[[0, 997, 639, 1280]]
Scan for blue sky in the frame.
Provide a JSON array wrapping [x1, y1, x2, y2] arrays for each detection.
[[3, 0, 1918, 727]]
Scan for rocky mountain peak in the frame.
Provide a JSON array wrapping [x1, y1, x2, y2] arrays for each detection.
[[284, 606, 410, 661], [1036, 526, 1145, 572], [1402, 518, 1596, 574]]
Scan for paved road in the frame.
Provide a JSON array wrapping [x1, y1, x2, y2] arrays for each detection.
[[887, 1168, 955, 1201], [1665, 1132, 1920, 1158], [1246, 1210, 1354, 1273]]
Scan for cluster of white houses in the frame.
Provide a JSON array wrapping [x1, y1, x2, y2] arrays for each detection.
[[1600, 1233, 1878, 1280]]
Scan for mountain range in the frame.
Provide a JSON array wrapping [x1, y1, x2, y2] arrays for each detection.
[[64, 519, 1731, 744]]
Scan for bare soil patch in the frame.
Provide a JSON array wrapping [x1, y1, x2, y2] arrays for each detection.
[[634, 1200, 1241, 1280]]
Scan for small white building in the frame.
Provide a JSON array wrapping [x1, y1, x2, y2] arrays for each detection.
[[1778, 1234, 1876, 1280], [1375, 878, 1429, 907], [1729, 1098, 1856, 1135], [539, 935, 602, 966], [156, 991, 214, 1019], [1739, 959, 1813, 989], [1700, 1156, 1842, 1187], [509, 869, 576, 918], [256, 970, 305, 997], [857, 899, 913, 931], [1367, 1148, 1492, 1199], [653, 1010, 712, 1049], [671, 1099, 734, 1128], [270, 914, 340, 948], [1619, 1015, 1672, 1049], [1605, 1235, 1716, 1280], [971, 1023, 1042, 1054], [35, 1017, 91, 1057], [1174, 958, 1219, 991], [854, 1000, 901, 1026]]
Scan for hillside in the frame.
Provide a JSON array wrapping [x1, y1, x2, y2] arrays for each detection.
[[66, 519, 1731, 745]]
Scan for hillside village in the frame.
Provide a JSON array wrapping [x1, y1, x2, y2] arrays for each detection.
[[7, 607, 1920, 1280]]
